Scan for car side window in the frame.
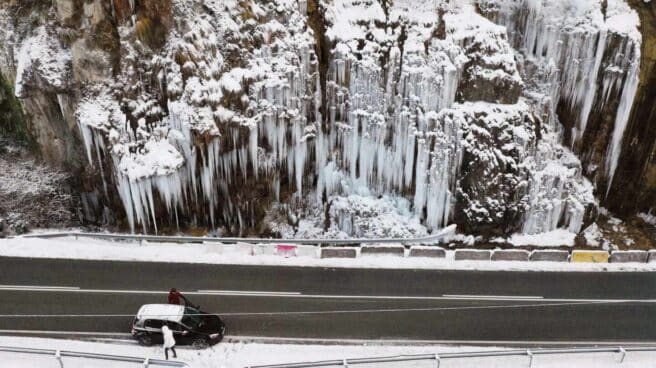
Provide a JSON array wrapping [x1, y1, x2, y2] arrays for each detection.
[[169, 322, 185, 332], [144, 319, 164, 330]]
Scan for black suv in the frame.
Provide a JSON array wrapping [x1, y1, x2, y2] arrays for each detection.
[[131, 304, 226, 349]]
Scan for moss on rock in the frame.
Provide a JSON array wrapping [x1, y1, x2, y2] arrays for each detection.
[[0, 74, 33, 147]]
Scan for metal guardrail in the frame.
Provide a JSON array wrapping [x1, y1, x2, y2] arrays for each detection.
[[18, 225, 457, 246], [246, 346, 656, 368], [0, 345, 188, 367]]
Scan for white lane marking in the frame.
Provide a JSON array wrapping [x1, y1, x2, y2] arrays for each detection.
[[0, 300, 638, 318], [0, 286, 162, 294], [0, 285, 80, 291], [0, 285, 654, 303], [443, 294, 543, 300], [196, 290, 301, 296]]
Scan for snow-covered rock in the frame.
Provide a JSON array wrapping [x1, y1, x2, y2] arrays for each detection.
[[0, 0, 646, 238]]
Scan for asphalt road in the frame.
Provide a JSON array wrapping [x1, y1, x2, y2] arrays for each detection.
[[1, 257, 655, 344]]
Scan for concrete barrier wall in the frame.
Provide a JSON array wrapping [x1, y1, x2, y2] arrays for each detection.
[[530, 250, 569, 262], [243, 243, 650, 265], [320, 247, 358, 259], [610, 250, 648, 263], [295, 245, 319, 258], [571, 250, 609, 263], [648, 250, 656, 263], [491, 250, 529, 261], [454, 249, 491, 261], [408, 246, 446, 258], [249, 244, 276, 256], [361, 244, 405, 256]]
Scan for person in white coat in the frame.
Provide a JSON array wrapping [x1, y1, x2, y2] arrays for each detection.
[[162, 325, 177, 360]]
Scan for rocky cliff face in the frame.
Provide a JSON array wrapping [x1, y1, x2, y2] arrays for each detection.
[[608, 0, 656, 217], [0, 0, 651, 239]]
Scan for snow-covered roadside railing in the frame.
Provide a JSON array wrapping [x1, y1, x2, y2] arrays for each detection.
[[247, 346, 656, 368], [11, 229, 656, 266], [0, 345, 188, 367], [17, 225, 457, 246]]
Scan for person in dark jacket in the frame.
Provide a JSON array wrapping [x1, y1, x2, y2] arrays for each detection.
[[168, 288, 181, 305], [168, 288, 198, 308]]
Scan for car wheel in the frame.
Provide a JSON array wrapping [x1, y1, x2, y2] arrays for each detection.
[[137, 335, 153, 346], [192, 338, 210, 350]]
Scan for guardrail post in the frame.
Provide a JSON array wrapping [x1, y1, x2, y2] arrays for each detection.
[[527, 349, 533, 368], [342, 358, 348, 367], [435, 353, 441, 368], [618, 346, 626, 363], [143, 358, 150, 367], [55, 350, 63, 368]]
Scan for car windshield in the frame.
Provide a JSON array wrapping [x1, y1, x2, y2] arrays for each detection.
[[181, 307, 202, 328]]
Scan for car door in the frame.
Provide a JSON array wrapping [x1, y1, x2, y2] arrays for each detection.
[[169, 322, 192, 345], [143, 319, 165, 344]]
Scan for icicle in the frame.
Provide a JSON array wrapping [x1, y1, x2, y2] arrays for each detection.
[[78, 122, 96, 166], [93, 131, 109, 197], [413, 138, 429, 218], [56, 94, 68, 120], [249, 126, 259, 178], [116, 175, 136, 233], [606, 50, 640, 194], [574, 29, 607, 144]]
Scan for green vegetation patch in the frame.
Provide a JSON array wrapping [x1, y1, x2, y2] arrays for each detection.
[[0, 74, 33, 145]]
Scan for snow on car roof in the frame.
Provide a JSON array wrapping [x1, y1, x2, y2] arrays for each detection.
[[136, 304, 185, 323]]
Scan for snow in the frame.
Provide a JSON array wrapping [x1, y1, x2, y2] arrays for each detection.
[[136, 304, 184, 323], [76, 100, 111, 132], [508, 229, 576, 247], [328, 195, 428, 238], [266, 194, 431, 240], [117, 140, 185, 180], [1, 336, 655, 368], [638, 213, 656, 226], [0, 156, 70, 199], [1, 236, 655, 272], [583, 223, 603, 247], [324, 0, 386, 42], [14, 26, 71, 98], [0, 145, 77, 231], [606, 0, 642, 41]]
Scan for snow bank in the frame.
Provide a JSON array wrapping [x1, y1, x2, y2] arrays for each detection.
[[2, 236, 655, 272], [508, 229, 576, 247], [1, 336, 655, 368]]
